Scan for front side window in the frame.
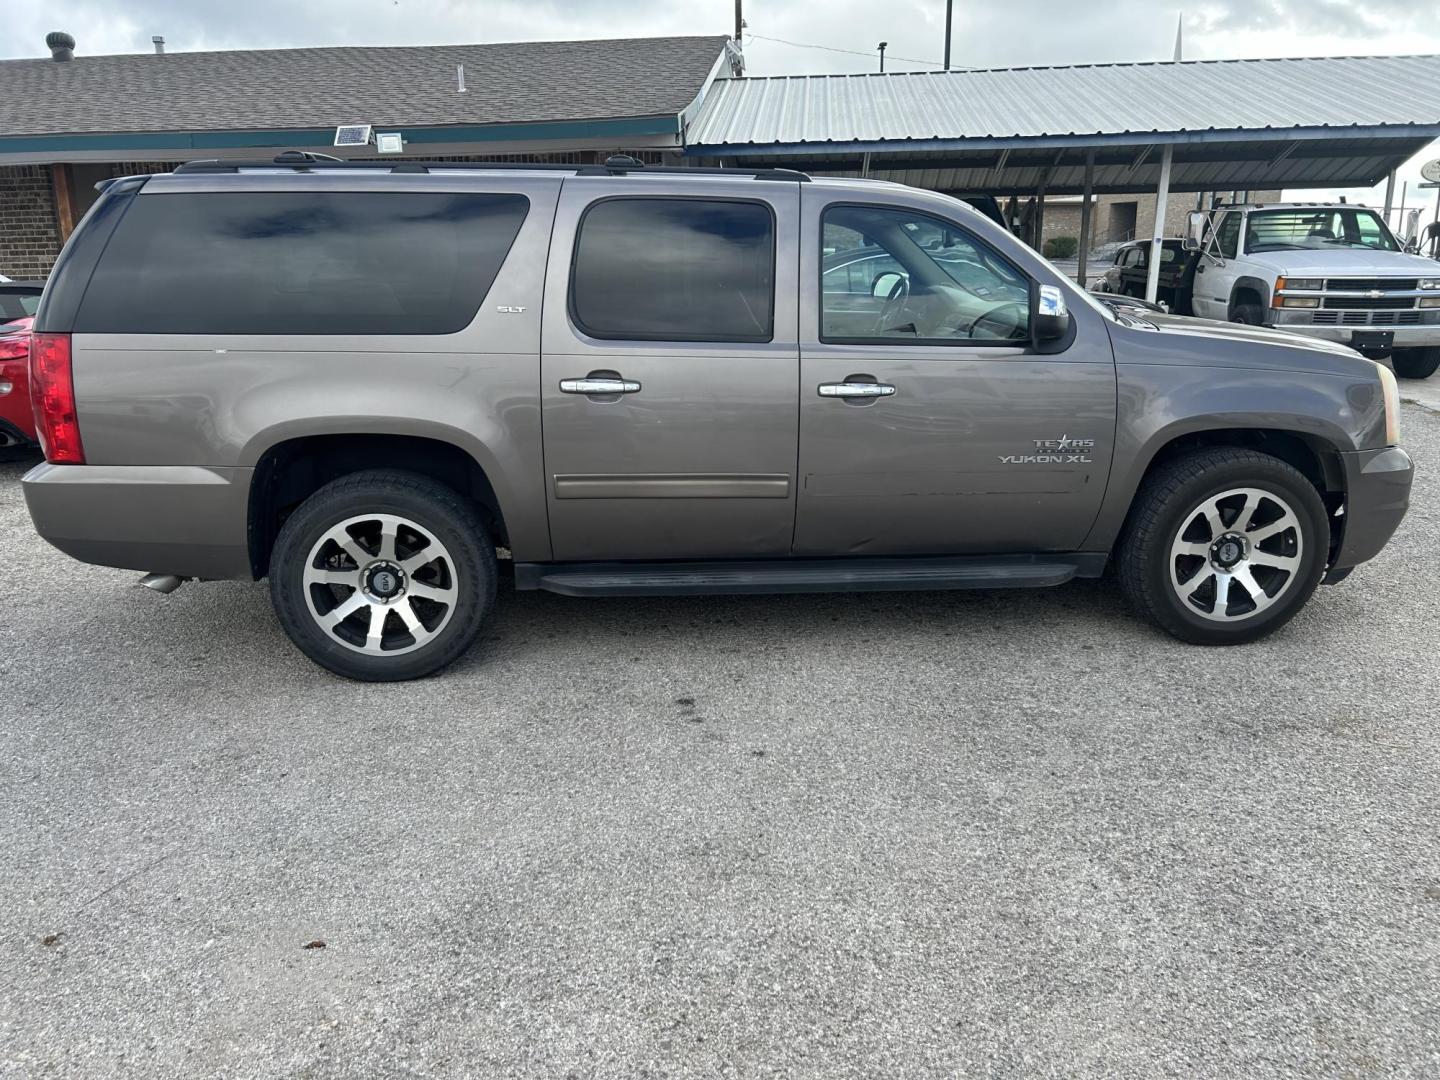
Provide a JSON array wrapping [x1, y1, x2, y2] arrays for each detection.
[[1244, 207, 1399, 253], [1213, 212, 1241, 259], [820, 205, 1030, 344], [75, 191, 530, 335], [570, 197, 775, 342]]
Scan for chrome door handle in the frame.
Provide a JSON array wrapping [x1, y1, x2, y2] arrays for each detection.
[[560, 377, 641, 395], [818, 382, 896, 399]]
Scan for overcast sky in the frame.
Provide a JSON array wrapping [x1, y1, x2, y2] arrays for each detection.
[[6, 0, 1439, 213]]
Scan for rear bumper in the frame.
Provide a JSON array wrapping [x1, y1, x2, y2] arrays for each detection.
[[1330, 446, 1413, 572], [22, 463, 254, 579]]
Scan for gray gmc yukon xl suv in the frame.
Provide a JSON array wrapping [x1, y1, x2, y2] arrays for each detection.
[[22, 157, 1414, 680]]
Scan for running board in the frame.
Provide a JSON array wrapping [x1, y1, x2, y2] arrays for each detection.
[[514, 554, 1107, 597]]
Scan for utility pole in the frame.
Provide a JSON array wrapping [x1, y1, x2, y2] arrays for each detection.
[[734, 0, 742, 43], [878, 41, 888, 72], [944, 0, 954, 70]]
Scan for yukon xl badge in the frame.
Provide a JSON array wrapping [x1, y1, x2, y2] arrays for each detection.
[[999, 435, 1095, 465]]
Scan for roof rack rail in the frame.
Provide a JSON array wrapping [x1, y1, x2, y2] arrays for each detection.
[[574, 153, 808, 181], [172, 153, 810, 181]]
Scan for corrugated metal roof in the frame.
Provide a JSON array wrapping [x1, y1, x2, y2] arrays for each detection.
[[688, 54, 1440, 149]]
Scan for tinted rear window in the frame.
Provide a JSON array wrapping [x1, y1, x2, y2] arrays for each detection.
[[75, 191, 529, 335], [569, 197, 775, 342], [0, 293, 40, 320]]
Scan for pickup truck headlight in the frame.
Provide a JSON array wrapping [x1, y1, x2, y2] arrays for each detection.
[[1378, 362, 1401, 446], [1418, 278, 1440, 290], [1281, 277, 1323, 291], [1419, 297, 1440, 308], [1278, 296, 1321, 308]]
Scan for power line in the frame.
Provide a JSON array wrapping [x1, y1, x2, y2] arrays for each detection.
[[745, 32, 961, 69]]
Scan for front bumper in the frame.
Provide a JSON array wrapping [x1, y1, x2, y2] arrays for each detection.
[[1267, 316, 1440, 349], [23, 463, 254, 579], [1330, 446, 1414, 572]]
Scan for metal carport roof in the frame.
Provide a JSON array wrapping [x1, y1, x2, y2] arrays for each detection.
[[685, 54, 1440, 194]]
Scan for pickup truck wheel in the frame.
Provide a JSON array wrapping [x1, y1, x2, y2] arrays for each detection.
[[1230, 302, 1265, 325], [1117, 449, 1328, 645], [270, 470, 497, 681], [1391, 347, 1440, 379]]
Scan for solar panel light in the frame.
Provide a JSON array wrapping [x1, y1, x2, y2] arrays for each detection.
[[333, 124, 373, 148], [375, 133, 404, 155]]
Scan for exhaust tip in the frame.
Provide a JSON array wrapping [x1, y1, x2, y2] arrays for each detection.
[[138, 573, 184, 595]]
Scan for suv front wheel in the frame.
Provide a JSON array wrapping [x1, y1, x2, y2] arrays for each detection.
[[270, 469, 497, 681], [1117, 448, 1329, 645]]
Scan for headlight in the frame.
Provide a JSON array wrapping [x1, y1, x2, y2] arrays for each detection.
[[1419, 297, 1440, 309], [1279, 296, 1321, 308], [1377, 361, 1401, 446], [1281, 277, 1323, 291], [1418, 278, 1440, 290]]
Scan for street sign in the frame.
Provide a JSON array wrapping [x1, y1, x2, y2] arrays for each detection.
[[1421, 158, 1440, 184]]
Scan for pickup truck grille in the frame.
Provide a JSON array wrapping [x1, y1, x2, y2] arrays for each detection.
[[1325, 277, 1418, 291], [1323, 296, 1416, 309], [1312, 310, 1423, 325]]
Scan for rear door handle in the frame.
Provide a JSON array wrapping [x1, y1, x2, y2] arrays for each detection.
[[560, 377, 641, 395], [818, 381, 896, 399]]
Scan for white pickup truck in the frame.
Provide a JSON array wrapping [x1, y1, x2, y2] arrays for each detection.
[[1182, 202, 1440, 379]]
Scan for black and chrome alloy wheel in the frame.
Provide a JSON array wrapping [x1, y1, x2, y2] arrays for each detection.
[[1167, 486, 1303, 622]]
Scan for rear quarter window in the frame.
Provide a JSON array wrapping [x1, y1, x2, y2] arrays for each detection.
[[73, 191, 529, 335]]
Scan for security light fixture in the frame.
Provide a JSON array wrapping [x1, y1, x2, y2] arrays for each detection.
[[375, 132, 404, 155]]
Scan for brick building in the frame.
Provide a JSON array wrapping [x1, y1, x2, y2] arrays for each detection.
[[0, 33, 739, 278], [1038, 190, 1284, 252]]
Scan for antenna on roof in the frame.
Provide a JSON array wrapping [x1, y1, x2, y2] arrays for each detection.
[[1173, 13, 1183, 61]]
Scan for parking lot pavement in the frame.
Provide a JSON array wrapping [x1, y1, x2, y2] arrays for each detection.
[[0, 411, 1438, 1080], [1401, 373, 1440, 416]]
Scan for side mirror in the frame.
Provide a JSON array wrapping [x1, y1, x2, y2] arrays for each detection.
[[1403, 209, 1423, 247], [1183, 210, 1207, 252], [1034, 284, 1071, 344]]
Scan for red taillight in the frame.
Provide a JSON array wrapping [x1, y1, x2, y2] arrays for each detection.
[[29, 332, 85, 464]]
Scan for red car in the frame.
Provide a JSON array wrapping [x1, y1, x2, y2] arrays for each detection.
[[0, 315, 36, 448]]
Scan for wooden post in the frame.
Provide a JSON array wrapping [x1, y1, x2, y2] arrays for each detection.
[[51, 164, 76, 242]]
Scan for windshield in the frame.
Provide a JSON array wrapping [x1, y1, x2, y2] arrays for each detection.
[[1244, 207, 1399, 253]]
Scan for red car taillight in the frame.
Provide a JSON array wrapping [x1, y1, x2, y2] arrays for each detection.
[[29, 332, 85, 464]]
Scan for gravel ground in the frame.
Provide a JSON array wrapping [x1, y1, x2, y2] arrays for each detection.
[[1, 407, 1438, 1079]]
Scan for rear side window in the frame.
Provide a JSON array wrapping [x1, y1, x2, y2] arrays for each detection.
[[74, 191, 529, 335], [570, 197, 775, 342]]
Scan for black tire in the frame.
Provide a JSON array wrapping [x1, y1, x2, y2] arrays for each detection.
[[1117, 448, 1329, 645], [1391, 347, 1440, 380], [270, 469, 497, 681], [1230, 301, 1265, 326]]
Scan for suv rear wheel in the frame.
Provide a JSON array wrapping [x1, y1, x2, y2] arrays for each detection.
[[1391, 347, 1440, 380], [270, 469, 496, 681], [1117, 448, 1328, 645]]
